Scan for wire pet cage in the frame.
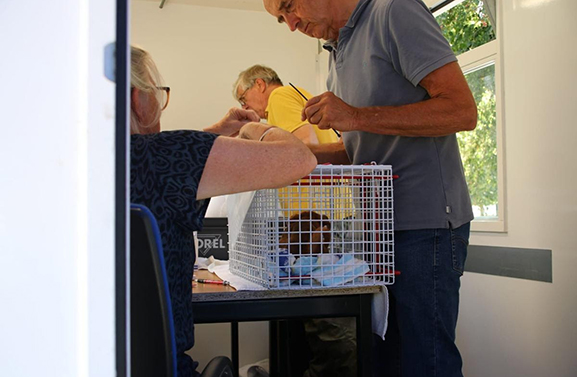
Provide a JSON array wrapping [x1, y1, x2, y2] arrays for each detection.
[[229, 164, 395, 289]]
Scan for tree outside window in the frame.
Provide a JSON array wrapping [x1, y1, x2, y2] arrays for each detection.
[[436, 0, 495, 54]]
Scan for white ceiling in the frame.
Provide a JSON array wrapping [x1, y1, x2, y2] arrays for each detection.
[[135, 0, 441, 12], [134, 0, 266, 12]]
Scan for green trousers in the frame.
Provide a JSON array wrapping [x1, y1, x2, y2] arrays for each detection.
[[302, 317, 357, 377]]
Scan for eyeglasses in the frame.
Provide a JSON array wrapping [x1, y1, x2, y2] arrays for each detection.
[[130, 86, 171, 111], [156, 86, 170, 111], [238, 86, 252, 107]]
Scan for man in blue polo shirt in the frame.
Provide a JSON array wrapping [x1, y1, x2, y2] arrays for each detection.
[[263, 0, 478, 376]]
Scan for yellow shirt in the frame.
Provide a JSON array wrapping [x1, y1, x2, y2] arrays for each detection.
[[265, 86, 346, 217], [265, 86, 338, 144]]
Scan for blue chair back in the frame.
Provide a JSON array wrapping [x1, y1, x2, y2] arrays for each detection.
[[130, 203, 177, 377]]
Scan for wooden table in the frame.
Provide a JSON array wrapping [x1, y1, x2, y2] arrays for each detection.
[[192, 270, 380, 377]]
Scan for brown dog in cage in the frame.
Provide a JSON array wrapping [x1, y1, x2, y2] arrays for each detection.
[[279, 210, 332, 255]]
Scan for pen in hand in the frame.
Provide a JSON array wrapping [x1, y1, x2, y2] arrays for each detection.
[[289, 82, 341, 138]]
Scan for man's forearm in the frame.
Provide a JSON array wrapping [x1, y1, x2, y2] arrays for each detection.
[[353, 96, 477, 137], [308, 142, 350, 165], [350, 62, 478, 137]]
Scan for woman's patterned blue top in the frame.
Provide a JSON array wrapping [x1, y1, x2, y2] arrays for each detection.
[[130, 130, 218, 376]]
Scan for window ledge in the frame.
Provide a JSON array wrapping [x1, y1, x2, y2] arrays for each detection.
[[471, 219, 506, 233]]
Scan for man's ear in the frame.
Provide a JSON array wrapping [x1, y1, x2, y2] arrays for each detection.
[[255, 78, 266, 93]]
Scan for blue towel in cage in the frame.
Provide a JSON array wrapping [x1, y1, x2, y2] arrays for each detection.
[[310, 254, 370, 286], [291, 256, 318, 276], [290, 254, 340, 277]]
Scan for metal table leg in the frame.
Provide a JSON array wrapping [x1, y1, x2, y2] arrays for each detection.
[[231, 321, 239, 377], [357, 294, 373, 377]]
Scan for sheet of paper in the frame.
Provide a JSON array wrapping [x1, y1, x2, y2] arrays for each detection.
[[226, 191, 256, 248], [210, 262, 264, 291]]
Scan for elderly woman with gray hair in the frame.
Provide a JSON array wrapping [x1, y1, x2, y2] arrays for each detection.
[[130, 46, 317, 376]]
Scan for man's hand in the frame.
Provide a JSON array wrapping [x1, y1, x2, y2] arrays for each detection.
[[205, 107, 260, 136], [302, 92, 360, 133]]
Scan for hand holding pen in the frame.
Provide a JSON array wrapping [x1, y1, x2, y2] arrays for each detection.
[[298, 90, 362, 135], [289, 83, 341, 138]]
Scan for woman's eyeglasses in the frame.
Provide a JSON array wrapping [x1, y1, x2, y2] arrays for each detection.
[[130, 86, 171, 111], [156, 86, 170, 111]]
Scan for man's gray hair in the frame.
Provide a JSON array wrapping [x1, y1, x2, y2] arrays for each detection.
[[233, 64, 284, 100]]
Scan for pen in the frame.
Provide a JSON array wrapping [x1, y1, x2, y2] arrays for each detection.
[[289, 82, 341, 138], [193, 277, 230, 286]]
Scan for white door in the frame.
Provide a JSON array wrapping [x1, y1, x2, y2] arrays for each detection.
[[0, 1, 128, 376]]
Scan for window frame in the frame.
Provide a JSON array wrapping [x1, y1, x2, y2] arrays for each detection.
[[433, 0, 507, 232]]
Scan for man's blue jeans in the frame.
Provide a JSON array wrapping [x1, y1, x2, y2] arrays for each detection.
[[373, 223, 470, 377]]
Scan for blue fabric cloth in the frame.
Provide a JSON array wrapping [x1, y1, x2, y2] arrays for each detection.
[[131, 130, 218, 376], [373, 223, 470, 377], [291, 256, 318, 276]]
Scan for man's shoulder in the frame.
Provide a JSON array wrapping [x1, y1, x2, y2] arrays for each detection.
[[368, 0, 429, 17], [270, 85, 307, 98], [269, 85, 311, 103], [269, 85, 293, 98], [367, 0, 394, 13]]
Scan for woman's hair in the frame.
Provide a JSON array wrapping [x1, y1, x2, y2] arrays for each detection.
[[232, 64, 284, 100], [130, 46, 164, 134]]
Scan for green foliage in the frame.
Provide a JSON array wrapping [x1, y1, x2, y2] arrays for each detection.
[[436, 0, 498, 217], [436, 0, 495, 55], [457, 66, 497, 216]]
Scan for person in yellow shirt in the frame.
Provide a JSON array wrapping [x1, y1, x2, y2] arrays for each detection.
[[233, 64, 338, 145], [233, 65, 343, 216], [233, 65, 356, 377]]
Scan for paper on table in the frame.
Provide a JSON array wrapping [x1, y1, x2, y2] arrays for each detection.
[[210, 262, 264, 291], [226, 191, 256, 249]]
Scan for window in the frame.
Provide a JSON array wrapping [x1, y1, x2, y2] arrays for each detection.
[[434, 0, 506, 232]]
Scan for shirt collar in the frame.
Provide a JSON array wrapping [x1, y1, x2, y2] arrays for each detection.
[[323, 40, 337, 52]]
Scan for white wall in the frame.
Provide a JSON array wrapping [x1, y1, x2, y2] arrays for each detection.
[[131, 0, 319, 132], [458, 0, 577, 376], [0, 1, 118, 377]]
